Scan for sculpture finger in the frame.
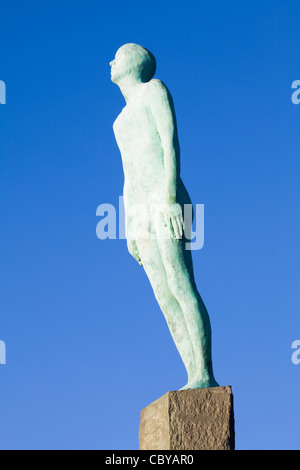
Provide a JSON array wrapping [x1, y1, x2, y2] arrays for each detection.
[[171, 216, 182, 239]]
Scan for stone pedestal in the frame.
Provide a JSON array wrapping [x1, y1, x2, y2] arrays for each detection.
[[139, 386, 234, 450]]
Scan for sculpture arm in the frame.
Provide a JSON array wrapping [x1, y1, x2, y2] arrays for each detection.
[[148, 79, 180, 205], [148, 80, 184, 239]]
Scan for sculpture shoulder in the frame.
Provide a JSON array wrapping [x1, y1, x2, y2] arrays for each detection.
[[143, 79, 170, 102]]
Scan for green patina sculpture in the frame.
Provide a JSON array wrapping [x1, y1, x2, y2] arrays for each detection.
[[110, 43, 219, 389]]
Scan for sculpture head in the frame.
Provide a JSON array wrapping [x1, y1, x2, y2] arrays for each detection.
[[110, 43, 156, 84]]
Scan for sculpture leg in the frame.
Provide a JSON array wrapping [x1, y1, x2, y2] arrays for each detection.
[[136, 238, 196, 385], [158, 237, 219, 389]]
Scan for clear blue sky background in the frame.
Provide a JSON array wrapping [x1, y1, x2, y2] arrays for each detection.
[[0, 0, 299, 450]]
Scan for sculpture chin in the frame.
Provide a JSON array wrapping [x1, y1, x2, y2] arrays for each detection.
[[111, 72, 120, 84]]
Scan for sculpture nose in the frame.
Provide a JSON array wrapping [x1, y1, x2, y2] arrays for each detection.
[[110, 60, 115, 67]]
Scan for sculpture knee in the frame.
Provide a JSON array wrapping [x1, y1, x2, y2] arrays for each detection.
[[164, 263, 186, 294], [166, 266, 198, 309], [152, 281, 174, 313]]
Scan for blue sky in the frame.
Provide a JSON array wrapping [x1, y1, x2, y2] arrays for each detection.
[[0, 0, 299, 450]]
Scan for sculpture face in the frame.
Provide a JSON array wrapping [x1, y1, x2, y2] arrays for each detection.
[[110, 47, 131, 84]]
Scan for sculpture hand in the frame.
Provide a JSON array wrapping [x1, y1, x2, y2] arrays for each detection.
[[127, 238, 143, 266], [161, 203, 184, 240]]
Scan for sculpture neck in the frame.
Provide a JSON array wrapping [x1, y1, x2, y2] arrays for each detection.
[[117, 75, 142, 104]]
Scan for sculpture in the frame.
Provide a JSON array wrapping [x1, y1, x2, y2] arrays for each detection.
[[110, 43, 219, 389]]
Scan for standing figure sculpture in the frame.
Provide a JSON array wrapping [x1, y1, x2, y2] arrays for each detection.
[[110, 43, 219, 389]]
